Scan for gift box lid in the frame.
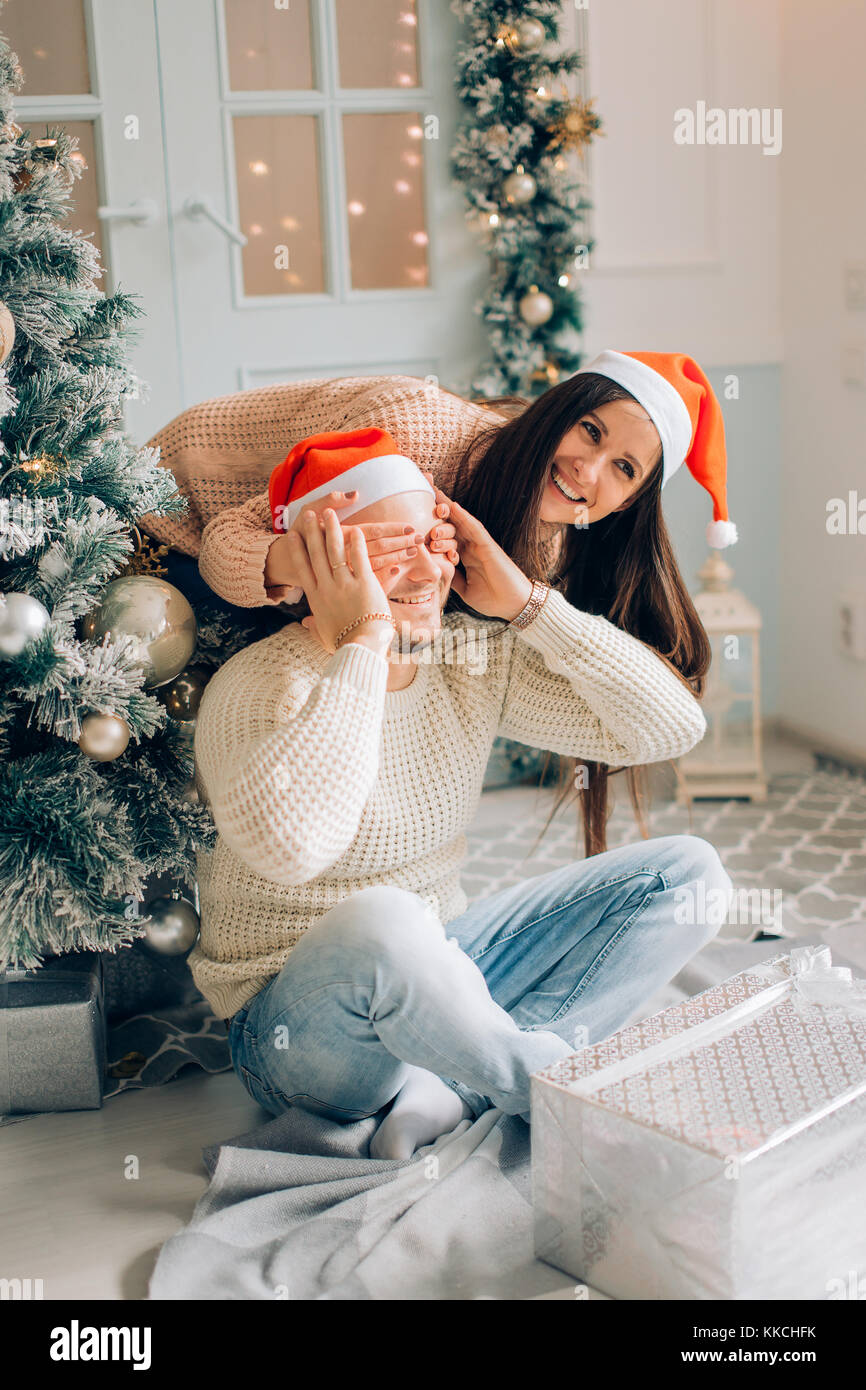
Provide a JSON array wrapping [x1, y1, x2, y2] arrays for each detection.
[[533, 947, 866, 1162]]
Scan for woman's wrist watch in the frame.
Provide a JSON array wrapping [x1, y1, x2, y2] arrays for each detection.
[[509, 579, 550, 630]]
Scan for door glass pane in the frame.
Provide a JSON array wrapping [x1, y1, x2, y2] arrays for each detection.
[[223, 0, 314, 91], [233, 115, 325, 296], [31, 121, 105, 267], [336, 0, 419, 89], [2, 0, 91, 96], [343, 113, 429, 290]]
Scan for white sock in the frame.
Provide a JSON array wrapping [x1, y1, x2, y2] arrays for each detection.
[[369, 1066, 473, 1161]]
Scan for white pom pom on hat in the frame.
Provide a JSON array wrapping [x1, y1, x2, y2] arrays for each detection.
[[575, 350, 737, 548]]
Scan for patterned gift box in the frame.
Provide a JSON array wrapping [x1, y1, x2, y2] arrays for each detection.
[[0, 953, 105, 1114], [531, 946, 866, 1300]]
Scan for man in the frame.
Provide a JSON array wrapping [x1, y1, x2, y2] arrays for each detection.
[[191, 430, 729, 1159]]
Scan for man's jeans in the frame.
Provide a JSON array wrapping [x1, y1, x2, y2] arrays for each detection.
[[228, 835, 731, 1126]]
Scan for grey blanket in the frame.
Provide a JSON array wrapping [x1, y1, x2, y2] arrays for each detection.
[[150, 935, 856, 1301]]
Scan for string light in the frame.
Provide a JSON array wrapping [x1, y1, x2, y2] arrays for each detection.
[[249, 159, 269, 176], [347, 200, 366, 215], [395, 179, 411, 195], [405, 266, 427, 284], [558, 274, 570, 287], [399, 11, 418, 26], [397, 74, 413, 87], [249, 223, 263, 236], [280, 215, 301, 231], [411, 230, 429, 245], [402, 151, 421, 168], [488, 213, 500, 226], [407, 124, 424, 140]]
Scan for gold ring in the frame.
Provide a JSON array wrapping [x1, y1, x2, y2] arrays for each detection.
[[332, 561, 349, 569]]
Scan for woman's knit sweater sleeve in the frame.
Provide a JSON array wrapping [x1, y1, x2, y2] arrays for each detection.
[[198, 491, 301, 609], [195, 641, 388, 887], [498, 588, 707, 766]]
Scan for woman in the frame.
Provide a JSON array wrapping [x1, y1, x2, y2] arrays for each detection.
[[186, 351, 737, 853]]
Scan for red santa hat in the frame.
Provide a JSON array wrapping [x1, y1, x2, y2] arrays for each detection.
[[269, 427, 435, 532], [575, 350, 738, 548]]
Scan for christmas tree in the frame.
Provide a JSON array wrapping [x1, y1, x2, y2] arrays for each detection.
[[0, 31, 225, 969], [451, 0, 602, 397]]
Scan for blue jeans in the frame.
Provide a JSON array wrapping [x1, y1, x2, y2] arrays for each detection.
[[228, 835, 731, 1126]]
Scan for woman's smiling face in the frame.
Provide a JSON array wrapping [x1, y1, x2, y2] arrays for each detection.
[[539, 398, 663, 525]]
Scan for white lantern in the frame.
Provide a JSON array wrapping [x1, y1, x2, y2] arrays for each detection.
[[677, 552, 767, 802]]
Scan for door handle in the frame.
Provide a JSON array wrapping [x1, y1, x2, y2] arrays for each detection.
[[183, 196, 248, 247], [97, 197, 159, 226]]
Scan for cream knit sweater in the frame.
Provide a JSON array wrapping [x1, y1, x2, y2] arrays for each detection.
[[190, 590, 707, 1020], [140, 375, 506, 609]]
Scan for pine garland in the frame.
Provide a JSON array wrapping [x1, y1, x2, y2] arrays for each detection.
[[450, 0, 601, 397]]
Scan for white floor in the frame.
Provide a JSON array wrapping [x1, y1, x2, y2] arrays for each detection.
[[0, 736, 828, 1301]]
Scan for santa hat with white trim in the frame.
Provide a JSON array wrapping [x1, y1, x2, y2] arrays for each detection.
[[269, 426, 435, 533], [575, 350, 738, 548]]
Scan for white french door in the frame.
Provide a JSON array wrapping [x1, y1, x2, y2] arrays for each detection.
[[7, 0, 483, 443]]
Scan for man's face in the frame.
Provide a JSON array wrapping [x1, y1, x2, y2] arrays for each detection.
[[348, 491, 455, 648]]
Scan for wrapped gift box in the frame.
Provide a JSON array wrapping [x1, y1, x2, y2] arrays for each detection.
[[0, 953, 105, 1114], [531, 946, 866, 1300]]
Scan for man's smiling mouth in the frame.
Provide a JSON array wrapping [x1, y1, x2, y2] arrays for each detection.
[[391, 592, 435, 606], [551, 465, 586, 504]]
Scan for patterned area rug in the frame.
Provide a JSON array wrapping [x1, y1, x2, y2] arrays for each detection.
[[2, 766, 864, 1127]]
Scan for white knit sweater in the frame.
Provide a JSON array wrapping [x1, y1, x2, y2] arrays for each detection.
[[189, 590, 707, 1019]]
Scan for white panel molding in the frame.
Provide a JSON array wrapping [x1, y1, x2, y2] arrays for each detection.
[[238, 358, 440, 390]]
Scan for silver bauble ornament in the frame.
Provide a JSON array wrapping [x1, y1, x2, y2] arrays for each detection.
[[503, 171, 537, 205], [81, 576, 196, 688], [519, 288, 555, 326], [515, 18, 546, 52], [78, 712, 130, 761], [142, 895, 200, 956], [163, 665, 209, 720], [0, 591, 50, 657], [0, 301, 15, 365]]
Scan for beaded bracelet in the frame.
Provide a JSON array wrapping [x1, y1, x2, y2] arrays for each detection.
[[509, 580, 550, 630], [335, 612, 395, 649]]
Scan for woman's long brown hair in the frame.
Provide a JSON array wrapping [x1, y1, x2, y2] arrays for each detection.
[[449, 373, 712, 857]]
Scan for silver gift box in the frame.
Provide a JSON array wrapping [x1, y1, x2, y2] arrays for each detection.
[[531, 946, 866, 1300], [0, 953, 105, 1114]]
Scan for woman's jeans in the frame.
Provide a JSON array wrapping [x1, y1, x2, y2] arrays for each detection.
[[228, 835, 732, 1127]]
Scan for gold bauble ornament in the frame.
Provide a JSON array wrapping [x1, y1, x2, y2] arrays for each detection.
[[163, 665, 209, 720], [81, 576, 197, 689], [515, 18, 546, 52], [78, 712, 130, 762], [0, 591, 51, 657], [142, 894, 200, 956], [503, 170, 537, 206], [0, 301, 15, 365], [519, 287, 554, 327]]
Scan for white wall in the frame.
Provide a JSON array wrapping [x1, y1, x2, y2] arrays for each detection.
[[569, 0, 783, 710], [777, 1, 866, 757], [575, 0, 781, 365]]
